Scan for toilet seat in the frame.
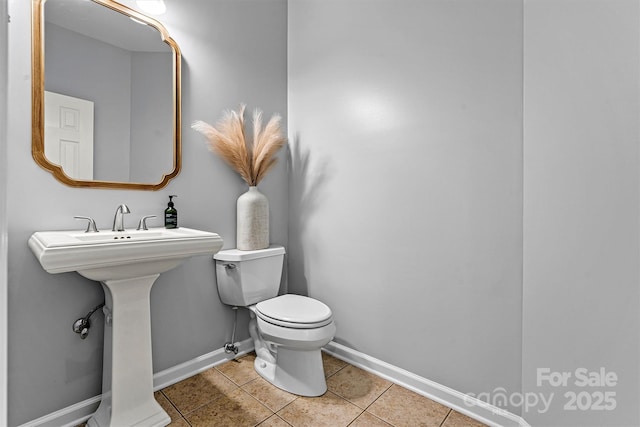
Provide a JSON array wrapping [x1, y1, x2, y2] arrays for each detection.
[[256, 294, 333, 329]]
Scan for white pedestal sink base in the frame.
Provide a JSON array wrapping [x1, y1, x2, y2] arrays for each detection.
[[87, 274, 170, 427]]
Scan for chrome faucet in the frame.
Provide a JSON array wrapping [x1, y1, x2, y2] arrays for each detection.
[[112, 204, 131, 231]]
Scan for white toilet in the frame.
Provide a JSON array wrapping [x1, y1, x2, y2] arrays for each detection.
[[214, 245, 336, 396]]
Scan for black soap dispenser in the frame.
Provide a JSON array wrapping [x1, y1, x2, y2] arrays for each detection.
[[165, 195, 178, 229]]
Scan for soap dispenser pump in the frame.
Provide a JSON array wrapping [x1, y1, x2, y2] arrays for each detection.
[[165, 195, 178, 229]]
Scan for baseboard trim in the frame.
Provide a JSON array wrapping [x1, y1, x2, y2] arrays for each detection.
[[323, 341, 530, 427], [153, 339, 254, 391], [16, 396, 103, 427], [17, 339, 254, 427], [21, 339, 528, 427]]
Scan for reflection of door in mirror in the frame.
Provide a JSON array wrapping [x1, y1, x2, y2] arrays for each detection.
[[44, 91, 94, 180]]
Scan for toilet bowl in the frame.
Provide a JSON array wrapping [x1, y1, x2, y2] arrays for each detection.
[[214, 246, 336, 396]]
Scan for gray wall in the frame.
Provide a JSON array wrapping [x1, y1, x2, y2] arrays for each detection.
[[1, 0, 9, 423], [522, 0, 639, 426], [130, 52, 174, 184], [288, 0, 640, 425], [6, 0, 287, 425], [288, 0, 524, 414]]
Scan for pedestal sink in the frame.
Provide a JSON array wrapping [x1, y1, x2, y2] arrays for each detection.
[[29, 227, 224, 427]]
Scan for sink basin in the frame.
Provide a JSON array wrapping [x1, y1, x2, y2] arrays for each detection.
[[29, 226, 223, 281], [28, 226, 223, 427]]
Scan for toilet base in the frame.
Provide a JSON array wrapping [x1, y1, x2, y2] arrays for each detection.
[[254, 346, 327, 396]]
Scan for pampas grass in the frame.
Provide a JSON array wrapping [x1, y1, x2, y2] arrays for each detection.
[[192, 105, 286, 186]]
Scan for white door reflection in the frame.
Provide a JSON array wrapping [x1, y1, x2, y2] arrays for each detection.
[[44, 91, 94, 180]]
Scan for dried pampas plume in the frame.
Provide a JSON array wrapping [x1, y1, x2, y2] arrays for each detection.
[[192, 104, 286, 186]]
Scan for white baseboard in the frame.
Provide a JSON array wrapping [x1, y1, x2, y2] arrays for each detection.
[[153, 339, 254, 391], [17, 339, 254, 427], [21, 339, 528, 427], [323, 341, 530, 427], [16, 396, 103, 427]]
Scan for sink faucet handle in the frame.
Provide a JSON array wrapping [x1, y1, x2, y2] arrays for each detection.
[[74, 216, 99, 233], [136, 215, 157, 231]]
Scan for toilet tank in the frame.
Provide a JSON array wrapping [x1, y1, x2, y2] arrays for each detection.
[[214, 245, 285, 306]]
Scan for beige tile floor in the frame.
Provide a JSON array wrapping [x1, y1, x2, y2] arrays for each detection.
[[81, 352, 487, 427]]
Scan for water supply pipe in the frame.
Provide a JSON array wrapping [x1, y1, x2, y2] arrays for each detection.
[[224, 306, 239, 354]]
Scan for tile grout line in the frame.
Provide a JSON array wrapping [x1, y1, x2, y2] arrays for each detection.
[[273, 397, 296, 421], [362, 383, 394, 423], [158, 389, 192, 426], [439, 408, 453, 427], [268, 414, 294, 427], [73, 353, 484, 427], [323, 360, 397, 425], [159, 353, 477, 427], [328, 373, 394, 413], [164, 380, 241, 420], [362, 384, 397, 427], [235, 387, 277, 426]]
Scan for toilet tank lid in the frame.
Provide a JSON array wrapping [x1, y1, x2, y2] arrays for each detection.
[[214, 245, 285, 261]]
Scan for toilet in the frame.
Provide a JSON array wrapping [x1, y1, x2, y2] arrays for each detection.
[[214, 245, 336, 396]]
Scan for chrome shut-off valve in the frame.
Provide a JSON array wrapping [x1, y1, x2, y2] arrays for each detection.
[[72, 302, 105, 340], [73, 318, 90, 339]]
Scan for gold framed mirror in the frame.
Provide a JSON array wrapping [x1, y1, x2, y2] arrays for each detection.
[[32, 0, 182, 190]]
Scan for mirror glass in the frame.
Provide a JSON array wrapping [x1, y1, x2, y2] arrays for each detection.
[[32, 0, 182, 190]]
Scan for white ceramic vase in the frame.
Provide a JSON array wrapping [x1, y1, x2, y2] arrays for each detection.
[[237, 186, 269, 250]]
